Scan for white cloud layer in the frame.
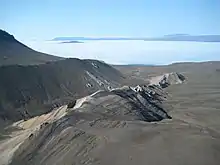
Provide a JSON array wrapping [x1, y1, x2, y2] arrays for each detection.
[[24, 40, 220, 65]]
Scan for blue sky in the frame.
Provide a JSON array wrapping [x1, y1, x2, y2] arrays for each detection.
[[1, 0, 220, 40], [1, 0, 220, 64]]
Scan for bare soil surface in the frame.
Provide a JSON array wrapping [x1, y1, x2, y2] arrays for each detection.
[[0, 62, 220, 165]]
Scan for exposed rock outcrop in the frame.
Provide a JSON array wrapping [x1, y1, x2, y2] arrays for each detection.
[[150, 72, 186, 88], [0, 58, 125, 123], [0, 83, 171, 165], [70, 84, 171, 122]]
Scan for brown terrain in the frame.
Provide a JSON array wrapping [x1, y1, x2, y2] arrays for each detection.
[[0, 61, 219, 165], [0, 30, 220, 165]]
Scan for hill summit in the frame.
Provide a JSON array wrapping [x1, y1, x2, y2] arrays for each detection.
[[0, 30, 63, 66]]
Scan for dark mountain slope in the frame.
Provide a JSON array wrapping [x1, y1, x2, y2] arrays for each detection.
[[0, 58, 125, 122], [1, 84, 171, 165], [0, 30, 63, 66]]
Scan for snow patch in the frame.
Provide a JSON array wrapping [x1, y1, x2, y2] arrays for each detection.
[[86, 71, 105, 87], [86, 83, 92, 88], [91, 62, 98, 68]]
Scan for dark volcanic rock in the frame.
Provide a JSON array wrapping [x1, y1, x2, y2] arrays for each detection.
[[9, 84, 172, 165], [0, 29, 63, 66], [0, 58, 125, 123], [70, 85, 171, 122], [159, 72, 186, 88], [67, 100, 77, 108]]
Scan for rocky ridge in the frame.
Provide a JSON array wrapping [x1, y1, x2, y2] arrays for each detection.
[[0, 58, 125, 123], [0, 81, 172, 165], [150, 72, 185, 88]]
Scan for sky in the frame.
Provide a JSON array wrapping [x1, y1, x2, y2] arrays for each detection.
[[1, 0, 220, 64], [1, 0, 220, 40]]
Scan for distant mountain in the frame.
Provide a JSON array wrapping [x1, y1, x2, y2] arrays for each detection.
[[0, 30, 63, 66], [60, 41, 84, 44], [52, 37, 145, 41], [0, 58, 125, 123], [122, 64, 155, 66], [52, 34, 220, 42], [144, 34, 220, 42]]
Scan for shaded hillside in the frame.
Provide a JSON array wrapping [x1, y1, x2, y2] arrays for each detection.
[[70, 85, 171, 122], [1, 84, 171, 165], [0, 58, 125, 122], [0, 30, 63, 66]]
